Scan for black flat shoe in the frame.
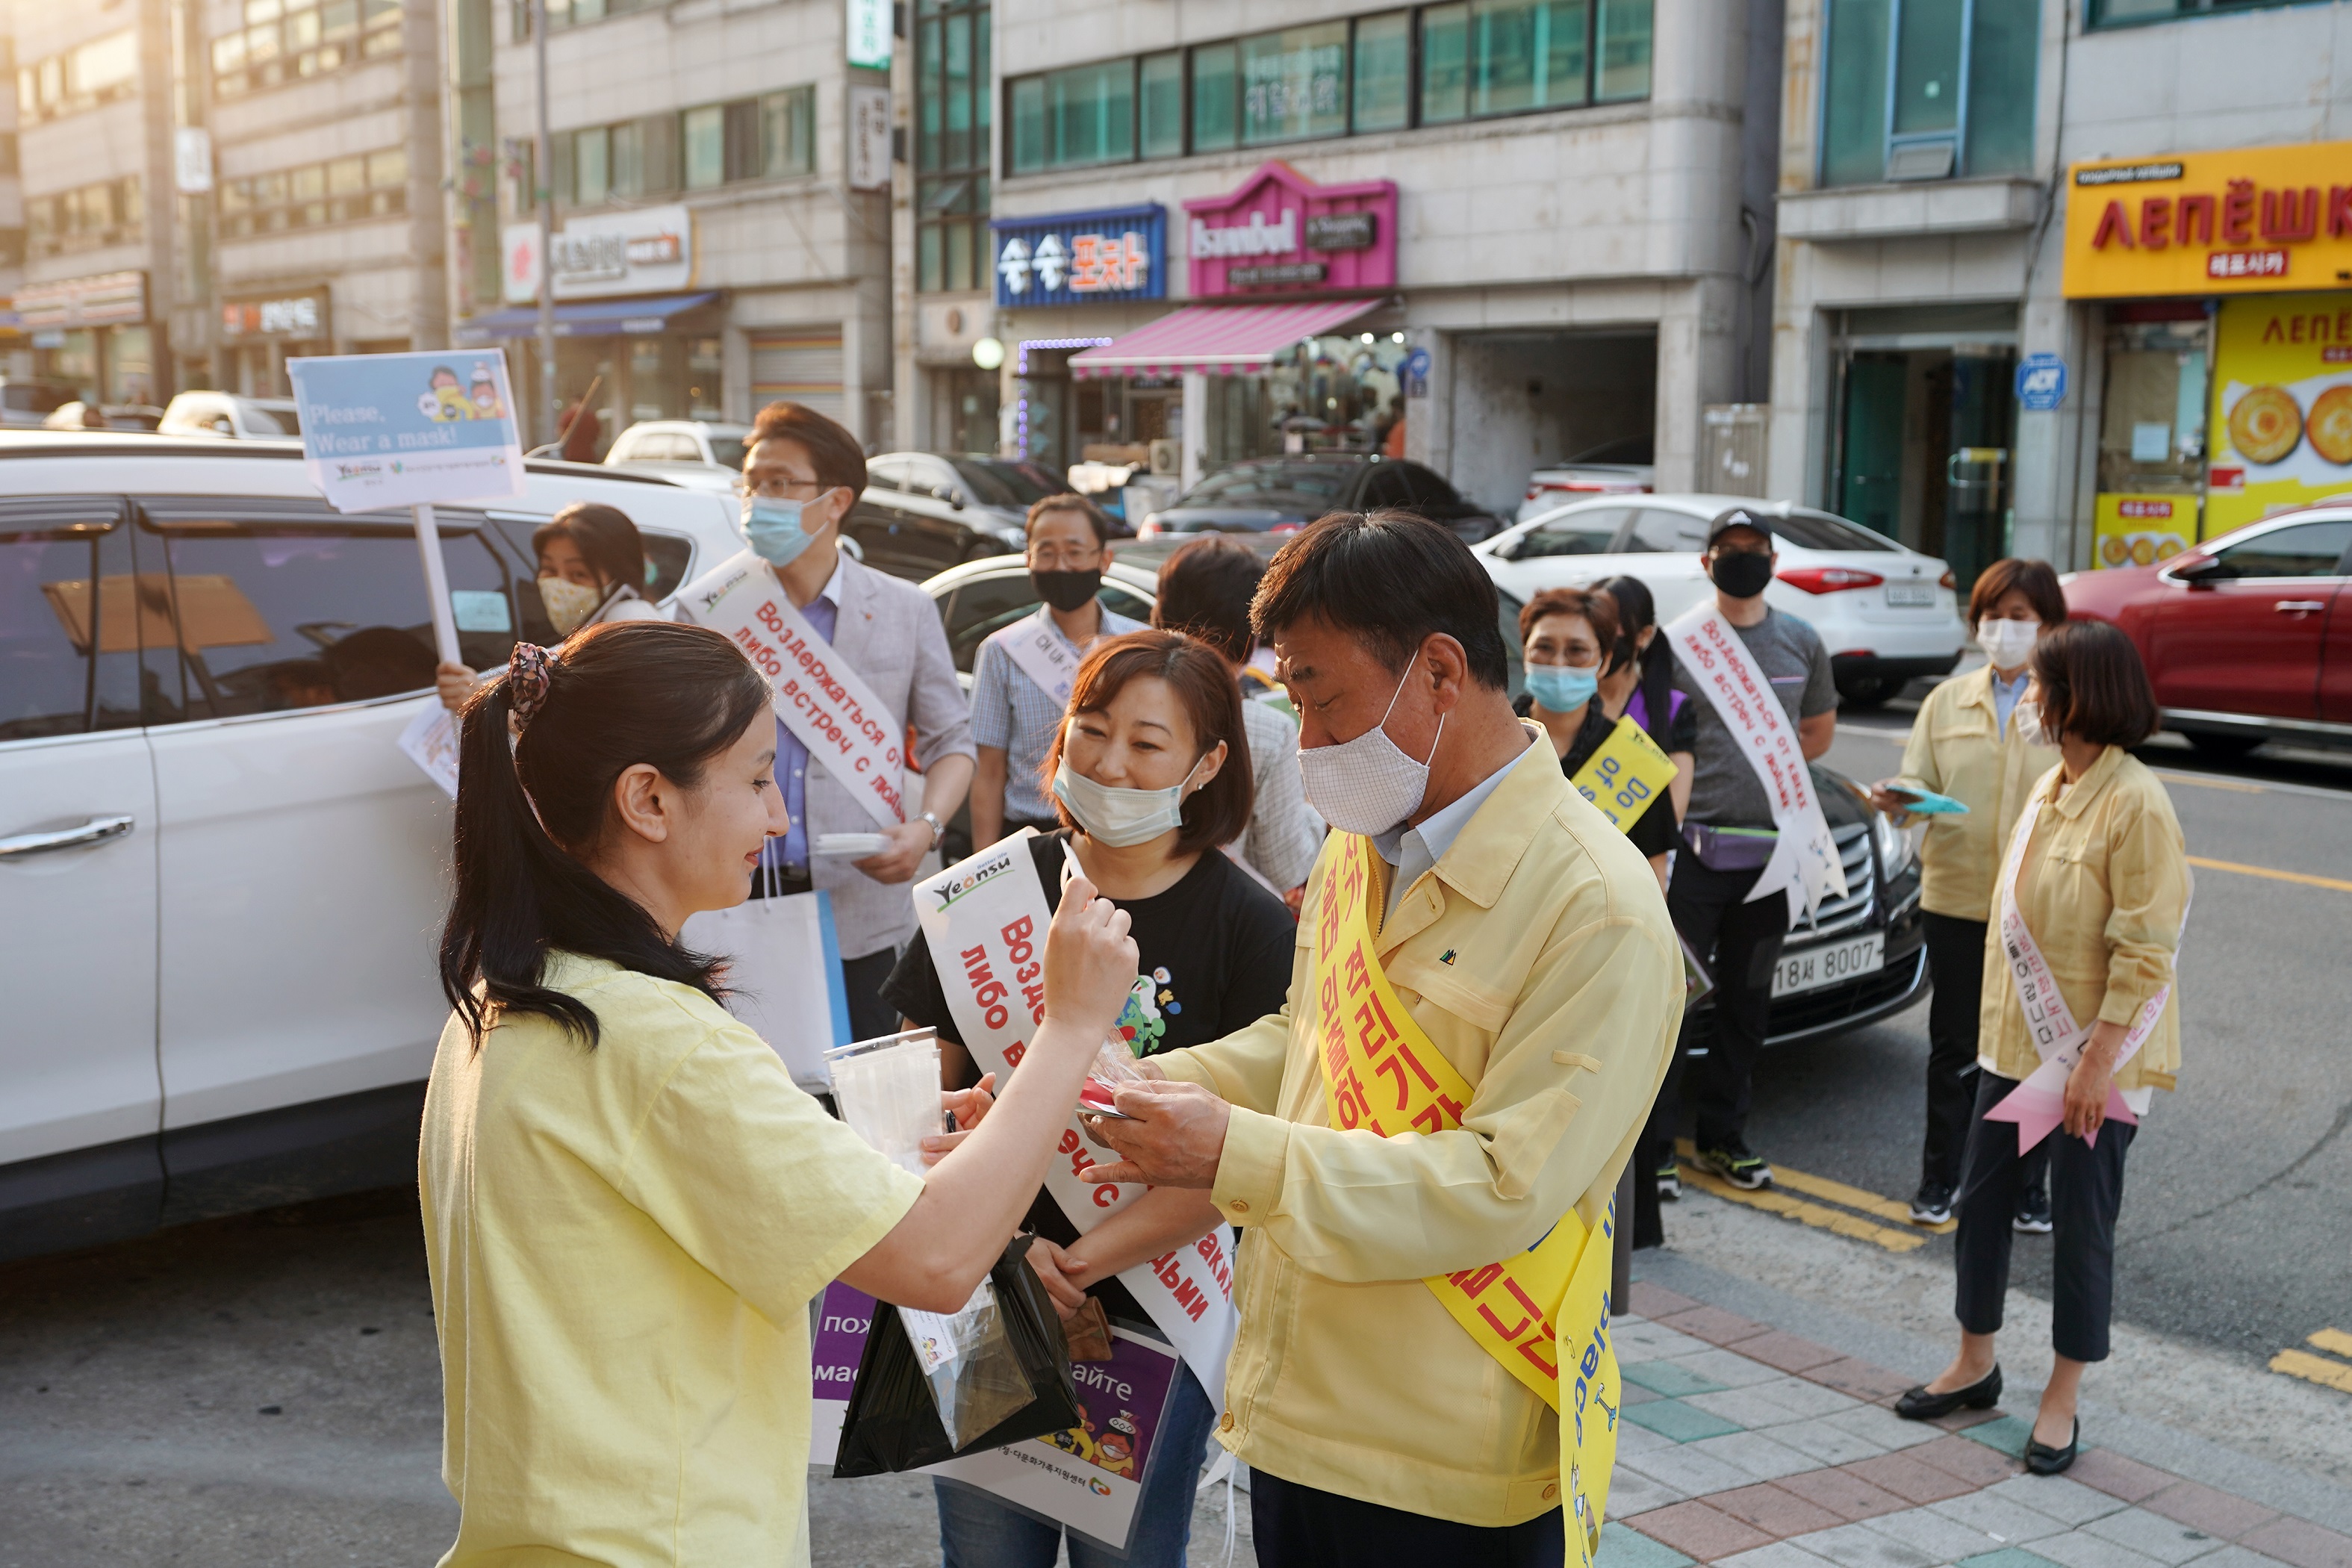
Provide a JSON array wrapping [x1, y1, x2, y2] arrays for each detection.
[[2026, 1418, 2080, 1475], [1894, 1364, 2003, 1420]]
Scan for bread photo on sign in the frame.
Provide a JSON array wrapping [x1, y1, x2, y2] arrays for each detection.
[[2229, 384, 2302, 466], [2307, 385, 2352, 464]]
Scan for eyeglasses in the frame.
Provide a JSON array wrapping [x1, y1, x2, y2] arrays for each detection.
[[735, 475, 827, 501], [1027, 543, 1101, 569]]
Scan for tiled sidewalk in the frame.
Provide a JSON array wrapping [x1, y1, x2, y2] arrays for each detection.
[[1599, 1284, 2352, 1568]]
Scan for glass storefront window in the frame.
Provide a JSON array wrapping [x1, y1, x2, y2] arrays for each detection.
[[2097, 318, 2209, 499], [1240, 22, 1350, 146], [688, 337, 724, 421], [1140, 50, 1185, 158], [1353, 11, 1413, 131], [1192, 43, 1239, 151]]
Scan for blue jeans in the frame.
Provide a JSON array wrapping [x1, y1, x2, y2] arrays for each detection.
[[936, 1361, 1219, 1568]]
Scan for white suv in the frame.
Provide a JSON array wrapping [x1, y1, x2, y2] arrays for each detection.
[[0, 433, 745, 1260]]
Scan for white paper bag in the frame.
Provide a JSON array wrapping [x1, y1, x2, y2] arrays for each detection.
[[680, 889, 850, 1094]]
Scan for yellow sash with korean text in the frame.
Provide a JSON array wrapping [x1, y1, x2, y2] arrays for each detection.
[[1568, 717, 1679, 833], [1309, 831, 1623, 1564]]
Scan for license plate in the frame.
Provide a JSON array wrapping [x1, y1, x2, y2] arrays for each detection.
[[1772, 932, 1885, 997], [1885, 582, 1935, 607]]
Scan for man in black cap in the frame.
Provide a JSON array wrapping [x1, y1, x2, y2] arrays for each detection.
[[1641, 507, 1837, 1199]]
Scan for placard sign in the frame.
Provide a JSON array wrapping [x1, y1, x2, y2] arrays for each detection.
[[284, 349, 526, 513]]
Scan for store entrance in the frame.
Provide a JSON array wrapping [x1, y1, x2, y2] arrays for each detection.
[[1835, 320, 2016, 591]]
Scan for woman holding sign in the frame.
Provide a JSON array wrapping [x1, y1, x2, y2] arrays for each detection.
[[883, 629, 1295, 1568], [1895, 620, 2187, 1478], [432, 501, 667, 712], [417, 618, 1142, 1566]]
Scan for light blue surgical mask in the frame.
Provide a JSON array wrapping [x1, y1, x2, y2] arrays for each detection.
[[1525, 662, 1600, 714], [744, 496, 821, 568]]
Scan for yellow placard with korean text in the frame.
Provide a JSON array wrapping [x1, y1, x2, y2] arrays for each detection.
[[2062, 141, 2352, 300], [2206, 292, 2352, 537], [2091, 494, 2198, 570], [1306, 832, 1623, 1563]]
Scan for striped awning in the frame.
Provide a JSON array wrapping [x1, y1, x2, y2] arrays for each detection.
[[1067, 298, 1383, 380]]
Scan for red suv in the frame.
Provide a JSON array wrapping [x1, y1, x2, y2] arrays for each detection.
[[2062, 510, 2352, 756]]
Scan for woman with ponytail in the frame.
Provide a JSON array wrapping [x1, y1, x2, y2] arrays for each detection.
[[420, 617, 1141, 1567]]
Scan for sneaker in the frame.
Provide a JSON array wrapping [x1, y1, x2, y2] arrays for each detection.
[[2014, 1189, 2053, 1234], [1693, 1140, 1773, 1190], [1656, 1156, 1681, 1202], [1910, 1182, 1955, 1226]]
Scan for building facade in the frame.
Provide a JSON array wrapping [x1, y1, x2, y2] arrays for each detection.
[[455, 0, 892, 449], [898, 0, 1788, 517], [1770, 0, 2352, 579]]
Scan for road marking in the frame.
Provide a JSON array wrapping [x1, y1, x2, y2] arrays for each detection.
[[2186, 855, 2352, 893], [1674, 1142, 1933, 1252], [2270, 1346, 2352, 1394], [1770, 1163, 1957, 1234], [2153, 771, 2267, 794], [2310, 1327, 2352, 1358]]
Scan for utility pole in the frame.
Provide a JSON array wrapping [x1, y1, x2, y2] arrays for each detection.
[[533, 0, 557, 447]]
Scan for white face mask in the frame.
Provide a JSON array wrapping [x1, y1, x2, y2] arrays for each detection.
[[1053, 752, 1207, 847], [1977, 617, 2039, 672], [2011, 692, 2059, 748], [1296, 666, 1443, 838], [538, 575, 604, 636]]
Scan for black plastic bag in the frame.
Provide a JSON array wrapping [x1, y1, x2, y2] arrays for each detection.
[[833, 1234, 1081, 1477]]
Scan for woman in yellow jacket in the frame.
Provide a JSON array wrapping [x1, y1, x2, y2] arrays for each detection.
[[1870, 560, 2063, 1229], [1894, 620, 2188, 1479]]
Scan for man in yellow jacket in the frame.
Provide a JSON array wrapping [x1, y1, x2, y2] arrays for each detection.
[[1083, 512, 1684, 1567]]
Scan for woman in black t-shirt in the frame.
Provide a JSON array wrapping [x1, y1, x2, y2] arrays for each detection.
[[881, 629, 1293, 1568], [1511, 585, 1693, 889]]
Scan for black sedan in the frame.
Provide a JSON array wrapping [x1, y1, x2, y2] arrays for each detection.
[[1137, 454, 1503, 544]]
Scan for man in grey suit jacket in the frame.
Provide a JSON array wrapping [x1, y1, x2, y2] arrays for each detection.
[[725, 402, 976, 1036]]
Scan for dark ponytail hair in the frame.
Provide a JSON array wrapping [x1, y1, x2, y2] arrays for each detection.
[[438, 619, 773, 1048], [1596, 574, 1673, 744]]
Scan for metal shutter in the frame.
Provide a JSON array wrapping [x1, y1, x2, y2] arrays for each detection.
[[749, 331, 844, 420]]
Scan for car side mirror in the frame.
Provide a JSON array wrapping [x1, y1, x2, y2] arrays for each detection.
[[1492, 533, 1522, 561], [936, 485, 965, 510], [2173, 556, 2230, 586]]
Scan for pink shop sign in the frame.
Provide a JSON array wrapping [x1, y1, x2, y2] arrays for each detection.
[[1184, 161, 1397, 298]]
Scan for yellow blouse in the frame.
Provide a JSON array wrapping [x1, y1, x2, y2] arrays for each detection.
[[1975, 747, 2189, 1090], [1896, 665, 2060, 922]]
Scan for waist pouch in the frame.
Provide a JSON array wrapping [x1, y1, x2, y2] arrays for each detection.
[[1683, 821, 1779, 871]]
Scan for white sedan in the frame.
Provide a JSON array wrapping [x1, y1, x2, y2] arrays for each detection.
[[1473, 493, 1968, 706]]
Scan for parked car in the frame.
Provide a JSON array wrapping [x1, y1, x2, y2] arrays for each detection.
[[924, 551, 1923, 1044], [1137, 453, 1504, 544], [156, 391, 304, 439], [1475, 494, 1967, 706], [603, 418, 753, 494], [848, 451, 1045, 581], [1515, 435, 1657, 521], [2061, 507, 2352, 757], [0, 433, 746, 1262], [0, 379, 82, 429], [42, 402, 164, 432]]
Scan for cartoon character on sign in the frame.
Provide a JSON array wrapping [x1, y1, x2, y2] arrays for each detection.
[[1092, 1410, 1139, 1478], [1112, 974, 1167, 1054], [1048, 1416, 1100, 1463], [420, 365, 471, 422], [467, 362, 507, 420]]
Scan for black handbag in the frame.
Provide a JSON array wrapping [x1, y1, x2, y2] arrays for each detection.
[[832, 1233, 1082, 1477]]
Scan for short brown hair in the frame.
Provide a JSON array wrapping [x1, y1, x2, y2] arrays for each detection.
[[1152, 535, 1264, 664], [1517, 586, 1624, 673], [1043, 629, 1254, 855], [747, 401, 868, 497], [2030, 619, 2159, 748], [1967, 558, 2068, 629], [1025, 492, 1110, 547]]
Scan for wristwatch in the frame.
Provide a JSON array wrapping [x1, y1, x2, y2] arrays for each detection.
[[918, 810, 945, 848]]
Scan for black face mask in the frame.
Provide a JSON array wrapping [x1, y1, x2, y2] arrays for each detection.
[[1708, 549, 1775, 600], [1030, 567, 1103, 613]]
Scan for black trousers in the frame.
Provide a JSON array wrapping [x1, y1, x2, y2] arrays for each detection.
[[1663, 855, 1791, 1150], [1953, 1073, 2134, 1363], [1251, 1470, 1563, 1568], [1920, 912, 1988, 1192]]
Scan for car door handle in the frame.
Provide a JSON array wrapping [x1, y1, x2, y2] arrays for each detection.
[[0, 814, 136, 859], [2274, 600, 2328, 613]]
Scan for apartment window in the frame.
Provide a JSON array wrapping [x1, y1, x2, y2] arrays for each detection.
[[553, 113, 684, 205], [25, 177, 146, 258], [1004, 3, 1652, 175], [211, 0, 400, 101], [918, 0, 993, 293], [1819, 0, 2036, 185], [217, 149, 405, 237], [2091, 0, 2277, 23], [682, 89, 816, 190], [17, 30, 139, 122], [544, 0, 659, 27]]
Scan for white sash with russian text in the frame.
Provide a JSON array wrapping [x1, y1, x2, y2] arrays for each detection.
[[1664, 605, 1847, 919], [679, 549, 906, 830], [997, 612, 1085, 706], [913, 831, 1239, 1408]]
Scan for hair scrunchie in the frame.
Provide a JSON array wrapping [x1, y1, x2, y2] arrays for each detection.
[[507, 642, 558, 732]]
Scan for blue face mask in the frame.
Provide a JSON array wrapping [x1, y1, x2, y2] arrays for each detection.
[[744, 496, 821, 568], [1525, 662, 1600, 713]]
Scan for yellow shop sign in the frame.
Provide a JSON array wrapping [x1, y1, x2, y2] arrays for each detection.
[[2062, 141, 2352, 299], [2206, 292, 2352, 535]]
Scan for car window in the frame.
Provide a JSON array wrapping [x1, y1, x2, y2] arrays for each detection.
[[238, 402, 299, 436], [866, 457, 912, 493], [1183, 464, 1351, 511], [1101, 582, 1152, 623], [953, 458, 1058, 509], [1564, 434, 1654, 466], [1622, 508, 1711, 554], [1399, 463, 1461, 510], [1770, 508, 1898, 553], [134, 499, 513, 724], [2208, 520, 2352, 578], [1514, 508, 1631, 559], [942, 573, 1155, 673], [0, 498, 143, 741], [707, 436, 748, 471]]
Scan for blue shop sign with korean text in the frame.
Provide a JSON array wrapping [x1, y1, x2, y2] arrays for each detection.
[[992, 205, 1166, 309], [286, 349, 526, 512], [2015, 353, 2068, 412]]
